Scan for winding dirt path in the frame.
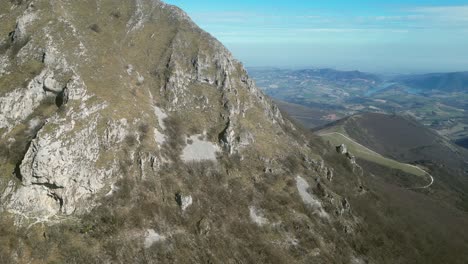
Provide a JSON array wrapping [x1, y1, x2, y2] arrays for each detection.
[[319, 132, 434, 189]]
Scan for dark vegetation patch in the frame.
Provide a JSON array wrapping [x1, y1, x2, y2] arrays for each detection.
[[124, 134, 137, 147], [0, 38, 12, 55], [110, 10, 122, 19], [137, 123, 150, 141], [10, 0, 25, 4], [344, 113, 467, 169], [349, 176, 468, 264], [161, 115, 186, 162], [89, 24, 101, 33], [455, 137, 468, 149], [357, 158, 428, 189]]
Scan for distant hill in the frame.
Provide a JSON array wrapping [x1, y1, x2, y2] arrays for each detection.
[[455, 137, 468, 149], [274, 100, 341, 128], [318, 113, 467, 169], [315, 112, 468, 209], [295, 68, 382, 83], [394, 72, 468, 92]]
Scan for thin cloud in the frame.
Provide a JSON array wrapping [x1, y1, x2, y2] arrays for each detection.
[[192, 11, 325, 24], [410, 5, 468, 22]]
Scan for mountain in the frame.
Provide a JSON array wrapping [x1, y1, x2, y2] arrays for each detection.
[[394, 72, 468, 92], [1, 1, 468, 263], [0, 0, 373, 263], [294, 68, 381, 83]]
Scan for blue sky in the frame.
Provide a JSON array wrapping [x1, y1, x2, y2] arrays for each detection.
[[164, 0, 468, 73]]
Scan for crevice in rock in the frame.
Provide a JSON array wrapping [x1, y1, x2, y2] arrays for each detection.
[[55, 87, 69, 107], [12, 120, 45, 182], [14, 160, 23, 182], [8, 30, 15, 42], [174, 192, 182, 207], [47, 192, 64, 211], [32, 182, 64, 189], [12, 138, 33, 182], [218, 119, 230, 144]]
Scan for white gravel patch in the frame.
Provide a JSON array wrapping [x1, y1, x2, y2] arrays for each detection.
[[154, 128, 166, 144], [144, 229, 166, 249], [105, 184, 119, 197], [181, 134, 220, 162], [153, 106, 168, 130], [180, 195, 193, 211], [249, 206, 269, 226], [296, 176, 329, 219]]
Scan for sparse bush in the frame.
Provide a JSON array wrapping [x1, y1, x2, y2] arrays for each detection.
[[10, 0, 24, 5], [162, 115, 186, 160], [89, 24, 101, 33], [110, 11, 121, 19], [0, 38, 12, 55], [138, 123, 149, 141], [283, 155, 303, 174], [124, 134, 137, 147]]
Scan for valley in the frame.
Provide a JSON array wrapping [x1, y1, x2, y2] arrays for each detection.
[[249, 67, 468, 148]]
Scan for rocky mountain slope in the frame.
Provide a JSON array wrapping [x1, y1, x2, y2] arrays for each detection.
[[0, 0, 368, 263], [1, 1, 468, 263]]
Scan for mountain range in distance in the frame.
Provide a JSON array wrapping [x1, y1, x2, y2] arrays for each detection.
[[394, 71, 468, 93], [248, 67, 468, 149]]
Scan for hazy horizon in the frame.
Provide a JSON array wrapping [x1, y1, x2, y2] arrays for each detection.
[[164, 0, 468, 74]]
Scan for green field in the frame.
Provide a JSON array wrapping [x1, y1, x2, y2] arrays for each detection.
[[319, 132, 427, 177]]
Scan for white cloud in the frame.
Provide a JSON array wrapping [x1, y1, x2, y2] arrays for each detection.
[[411, 5, 468, 22], [372, 15, 423, 21]]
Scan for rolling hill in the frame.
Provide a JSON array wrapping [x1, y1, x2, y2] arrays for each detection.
[[315, 112, 468, 207], [393, 72, 468, 93], [314, 113, 468, 263]]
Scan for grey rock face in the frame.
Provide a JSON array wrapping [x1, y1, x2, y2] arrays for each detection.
[[0, 70, 48, 132], [336, 144, 348, 155], [9, 115, 108, 216]]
